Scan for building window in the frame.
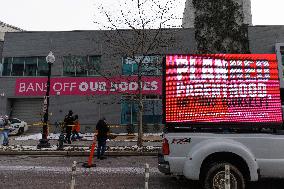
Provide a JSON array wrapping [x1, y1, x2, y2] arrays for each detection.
[[24, 57, 37, 76], [88, 56, 101, 76], [2, 57, 49, 76], [121, 95, 162, 125], [2, 57, 12, 76], [63, 55, 101, 76], [0, 63, 2, 77], [12, 57, 24, 76], [282, 54, 284, 79], [63, 56, 86, 76], [121, 98, 135, 125], [37, 57, 49, 76], [122, 55, 163, 75]]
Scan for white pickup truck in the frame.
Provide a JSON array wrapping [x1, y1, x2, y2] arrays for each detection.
[[158, 130, 284, 189], [159, 54, 284, 189]]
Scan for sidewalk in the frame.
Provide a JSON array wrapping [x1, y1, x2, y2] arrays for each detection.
[[0, 132, 162, 156]]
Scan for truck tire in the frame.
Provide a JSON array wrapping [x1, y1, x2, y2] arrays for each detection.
[[203, 162, 245, 189]]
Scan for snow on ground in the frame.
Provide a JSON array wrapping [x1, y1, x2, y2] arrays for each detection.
[[109, 145, 161, 152], [14, 133, 42, 141], [14, 133, 162, 142], [0, 144, 160, 152], [144, 133, 162, 136], [2, 132, 161, 152], [112, 133, 162, 136], [15, 133, 94, 141], [0, 145, 57, 151]]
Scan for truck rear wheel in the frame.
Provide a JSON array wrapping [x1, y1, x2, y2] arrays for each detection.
[[203, 162, 245, 189]]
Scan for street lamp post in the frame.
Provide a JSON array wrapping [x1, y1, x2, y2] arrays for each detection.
[[37, 51, 55, 148]]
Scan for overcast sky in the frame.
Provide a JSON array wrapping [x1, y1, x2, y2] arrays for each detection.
[[0, 0, 283, 31]]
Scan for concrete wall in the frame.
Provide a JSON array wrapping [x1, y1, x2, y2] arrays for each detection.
[[182, 0, 195, 28], [241, 0, 252, 25], [248, 26, 284, 53], [0, 41, 3, 73]]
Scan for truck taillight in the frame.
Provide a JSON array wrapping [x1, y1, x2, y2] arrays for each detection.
[[162, 138, 170, 155]]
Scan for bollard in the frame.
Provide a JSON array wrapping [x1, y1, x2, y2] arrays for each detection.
[[225, 164, 230, 189], [70, 161, 77, 189], [145, 163, 149, 189]]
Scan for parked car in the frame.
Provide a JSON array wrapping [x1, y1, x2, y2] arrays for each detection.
[[9, 118, 28, 135]]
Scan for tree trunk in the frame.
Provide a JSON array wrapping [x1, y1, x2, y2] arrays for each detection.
[[137, 97, 143, 147], [137, 69, 143, 147]]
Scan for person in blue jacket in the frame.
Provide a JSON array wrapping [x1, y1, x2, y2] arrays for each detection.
[[0, 115, 10, 146]]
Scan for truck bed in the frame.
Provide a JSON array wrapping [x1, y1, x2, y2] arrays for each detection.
[[163, 131, 284, 179]]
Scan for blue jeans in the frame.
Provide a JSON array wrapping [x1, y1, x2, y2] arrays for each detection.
[[71, 131, 80, 140], [97, 137, 107, 158], [2, 130, 9, 145]]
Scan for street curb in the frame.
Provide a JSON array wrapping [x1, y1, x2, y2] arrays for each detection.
[[0, 150, 158, 156]]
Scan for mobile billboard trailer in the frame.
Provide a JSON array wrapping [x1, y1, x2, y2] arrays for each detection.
[[163, 54, 283, 131]]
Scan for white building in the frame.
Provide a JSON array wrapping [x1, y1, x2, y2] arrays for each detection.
[[0, 20, 24, 41]]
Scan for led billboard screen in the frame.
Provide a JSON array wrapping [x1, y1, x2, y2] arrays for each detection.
[[165, 54, 282, 127]]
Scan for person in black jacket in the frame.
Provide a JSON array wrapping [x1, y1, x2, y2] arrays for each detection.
[[64, 110, 74, 144], [95, 117, 109, 160]]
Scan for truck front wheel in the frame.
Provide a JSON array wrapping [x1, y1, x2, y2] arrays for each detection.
[[203, 162, 245, 189]]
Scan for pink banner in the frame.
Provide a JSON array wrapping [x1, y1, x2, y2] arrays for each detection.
[[165, 54, 282, 124], [15, 77, 162, 96]]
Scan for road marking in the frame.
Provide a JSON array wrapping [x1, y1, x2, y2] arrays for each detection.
[[0, 165, 162, 175]]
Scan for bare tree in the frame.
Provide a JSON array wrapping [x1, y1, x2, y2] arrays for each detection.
[[93, 0, 181, 147]]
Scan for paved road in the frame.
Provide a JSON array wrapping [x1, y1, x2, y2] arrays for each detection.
[[0, 156, 283, 189]]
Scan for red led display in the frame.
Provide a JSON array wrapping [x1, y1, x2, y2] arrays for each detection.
[[165, 54, 282, 126]]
